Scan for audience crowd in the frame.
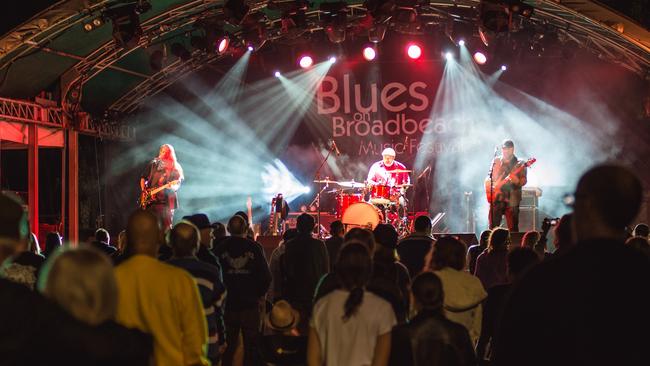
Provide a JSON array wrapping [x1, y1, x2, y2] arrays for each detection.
[[1, 164, 649, 366]]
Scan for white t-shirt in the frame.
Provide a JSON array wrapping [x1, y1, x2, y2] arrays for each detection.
[[311, 289, 396, 366]]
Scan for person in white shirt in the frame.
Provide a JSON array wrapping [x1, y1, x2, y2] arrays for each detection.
[[307, 242, 396, 366]]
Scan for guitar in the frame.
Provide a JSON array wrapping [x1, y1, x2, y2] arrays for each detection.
[[485, 158, 536, 203], [246, 196, 260, 240], [139, 179, 180, 209]]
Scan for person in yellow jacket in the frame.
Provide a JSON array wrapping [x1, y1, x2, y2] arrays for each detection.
[[115, 210, 209, 366]]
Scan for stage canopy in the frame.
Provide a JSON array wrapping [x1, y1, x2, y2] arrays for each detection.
[[0, 0, 648, 119]]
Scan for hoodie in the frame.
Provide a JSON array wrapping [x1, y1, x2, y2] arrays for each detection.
[[433, 267, 487, 343]]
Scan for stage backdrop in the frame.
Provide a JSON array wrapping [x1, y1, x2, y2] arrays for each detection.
[[281, 58, 445, 214]]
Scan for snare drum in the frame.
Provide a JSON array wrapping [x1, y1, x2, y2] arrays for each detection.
[[341, 202, 383, 231], [370, 185, 392, 205], [336, 193, 363, 218]]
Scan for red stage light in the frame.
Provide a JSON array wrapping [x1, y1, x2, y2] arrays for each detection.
[[473, 51, 487, 65], [363, 47, 376, 61], [407, 44, 422, 59], [299, 55, 313, 68], [217, 37, 229, 54]]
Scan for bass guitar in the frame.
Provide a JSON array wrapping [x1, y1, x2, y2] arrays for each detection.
[[139, 179, 180, 209], [485, 158, 536, 203]]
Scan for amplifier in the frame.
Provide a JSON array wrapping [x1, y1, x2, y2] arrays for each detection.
[[286, 212, 337, 232], [522, 187, 542, 208]]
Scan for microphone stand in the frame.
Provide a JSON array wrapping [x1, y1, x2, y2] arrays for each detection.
[[488, 148, 498, 229], [313, 144, 335, 239]]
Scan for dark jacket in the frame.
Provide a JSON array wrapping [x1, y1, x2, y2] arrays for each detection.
[[397, 234, 434, 278], [281, 233, 329, 305], [389, 310, 476, 366], [493, 239, 650, 366], [88, 241, 117, 256], [0, 278, 152, 366], [324, 236, 344, 268], [213, 236, 271, 309]]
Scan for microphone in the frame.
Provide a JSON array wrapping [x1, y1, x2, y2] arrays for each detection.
[[494, 145, 499, 157], [330, 139, 341, 156]]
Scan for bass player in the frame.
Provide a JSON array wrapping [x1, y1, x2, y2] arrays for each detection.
[[485, 139, 528, 232], [140, 144, 184, 230]]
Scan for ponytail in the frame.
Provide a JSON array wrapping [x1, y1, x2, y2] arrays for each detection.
[[343, 287, 364, 321]]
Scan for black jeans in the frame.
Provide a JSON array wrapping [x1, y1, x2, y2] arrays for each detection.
[[489, 201, 519, 232], [222, 305, 264, 366]]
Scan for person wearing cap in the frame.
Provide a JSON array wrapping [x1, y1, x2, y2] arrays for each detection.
[[367, 147, 411, 187], [261, 300, 308, 365], [486, 139, 528, 232]]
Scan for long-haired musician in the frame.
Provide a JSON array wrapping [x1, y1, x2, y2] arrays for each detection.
[[140, 144, 184, 229]]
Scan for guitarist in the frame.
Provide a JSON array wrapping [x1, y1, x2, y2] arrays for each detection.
[[140, 144, 184, 230], [486, 139, 527, 232]]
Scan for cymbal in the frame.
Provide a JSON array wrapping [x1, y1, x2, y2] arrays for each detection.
[[313, 179, 338, 184], [338, 181, 365, 188], [388, 169, 412, 173], [396, 183, 413, 188]]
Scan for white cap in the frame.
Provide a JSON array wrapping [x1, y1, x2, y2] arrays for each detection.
[[381, 147, 396, 157]]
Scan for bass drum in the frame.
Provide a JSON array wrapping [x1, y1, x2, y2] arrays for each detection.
[[341, 202, 382, 231]]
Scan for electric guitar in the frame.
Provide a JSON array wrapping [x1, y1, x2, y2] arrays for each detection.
[[139, 180, 180, 209], [485, 158, 536, 203]]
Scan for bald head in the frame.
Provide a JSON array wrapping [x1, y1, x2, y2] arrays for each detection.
[[169, 222, 200, 257], [227, 215, 247, 237], [126, 210, 161, 256], [574, 164, 643, 241]]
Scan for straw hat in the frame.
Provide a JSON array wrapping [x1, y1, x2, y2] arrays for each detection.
[[265, 300, 300, 332]]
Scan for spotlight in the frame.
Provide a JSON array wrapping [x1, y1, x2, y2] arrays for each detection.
[[445, 51, 453, 60], [321, 2, 348, 43], [274, 71, 281, 77], [473, 51, 487, 65], [406, 44, 421, 59], [368, 23, 387, 43], [105, 4, 144, 49], [241, 14, 267, 52], [247, 45, 254, 51], [217, 37, 230, 54], [458, 39, 465, 46], [299, 55, 313, 68], [83, 23, 94, 32], [393, 7, 420, 35], [329, 56, 337, 64], [363, 46, 376, 61], [501, 64, 507, 71]]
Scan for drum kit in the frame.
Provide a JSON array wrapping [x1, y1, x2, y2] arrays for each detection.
[[314, 169, 413, 233]]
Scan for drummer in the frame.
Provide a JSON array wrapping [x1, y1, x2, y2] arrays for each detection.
[[367, 147, 411, 188]]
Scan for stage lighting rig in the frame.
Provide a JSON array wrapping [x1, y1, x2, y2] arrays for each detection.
[[393, 6, 421, 35], [171, 43, 192, 62], [240, 13, 268, 51], [104, 1, 151, 49], [224, 0, 251, 25], [269, 0, 309, 39], [479, 1, 534, 36], [368, 22, 387, 43], [320, 2, 348, 44]]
